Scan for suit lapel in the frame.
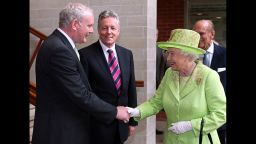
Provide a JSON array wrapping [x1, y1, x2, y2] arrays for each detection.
[[179, 75, 196, 100], [54, 29, 92, 89], [54, 29, 80, 62], [180, 63, 201, 99], [168, 63, 202, 100], [78, 62, 92, 90], [210, 44, 220, 70], [94, 42, 113, 77], [168, 70, 180, 101]]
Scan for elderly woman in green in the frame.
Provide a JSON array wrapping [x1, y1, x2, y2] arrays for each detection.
[[127, 29, 226, 144]]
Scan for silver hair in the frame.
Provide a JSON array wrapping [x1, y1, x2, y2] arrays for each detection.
[[59, 3, 93, 28], [179, 50, 199, 61], [98, 10, 120, 29]]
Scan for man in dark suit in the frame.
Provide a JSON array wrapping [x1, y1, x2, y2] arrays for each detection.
[[32, 3, 130, 144], [194, 19, 226, 144], [79, 10, 138, 144]]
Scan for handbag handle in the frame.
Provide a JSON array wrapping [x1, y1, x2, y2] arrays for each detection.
[[199, 118, 213, 144]]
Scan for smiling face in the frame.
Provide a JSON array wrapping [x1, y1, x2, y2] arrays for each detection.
[[193, 20, 215, 50], [98, 17, 120, 48], [165, 48, 187, 72]]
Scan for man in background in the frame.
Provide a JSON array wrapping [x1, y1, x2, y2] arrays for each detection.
[[194, 19, 226, 144], [79, 10, 137, 144]]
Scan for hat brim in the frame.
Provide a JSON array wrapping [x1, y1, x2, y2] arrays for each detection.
[[157, 41, 206, 55]]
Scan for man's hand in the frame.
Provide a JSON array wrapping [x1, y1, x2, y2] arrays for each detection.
[[116, 106, 130, 123], [168, 121, 192, 134], [129, 126, 136, 136]]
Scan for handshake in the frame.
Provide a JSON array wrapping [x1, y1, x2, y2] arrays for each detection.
[[116, 106, 140, 123], [126, 107, 140, 117]]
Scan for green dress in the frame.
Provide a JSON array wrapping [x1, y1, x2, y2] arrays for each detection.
[[136, 61, 226, 144]]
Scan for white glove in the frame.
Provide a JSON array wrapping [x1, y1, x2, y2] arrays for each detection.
[[126, 107, 140, 117], [168, 121, 192, 134]]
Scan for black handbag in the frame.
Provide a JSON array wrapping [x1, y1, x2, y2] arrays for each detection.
[[199, 118, 213, 144]]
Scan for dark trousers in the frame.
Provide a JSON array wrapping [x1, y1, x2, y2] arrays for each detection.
[[218, 129, 226, 144], [91, 122, 123, 144], [114, 127, 123, 144], [115, 137, 122, 144]]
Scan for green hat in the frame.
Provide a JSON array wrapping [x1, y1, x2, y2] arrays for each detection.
[[157, 29, 206, 55]]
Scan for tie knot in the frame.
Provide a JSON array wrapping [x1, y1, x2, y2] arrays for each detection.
[[107, 49, 113, 54]]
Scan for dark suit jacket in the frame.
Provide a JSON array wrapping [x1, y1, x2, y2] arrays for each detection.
[[210, 44, 227, 131], [79, 41, 138, 144], [156, 46, 168, 88], [32, 30, 117, 144], [210, 44, 226, 92]]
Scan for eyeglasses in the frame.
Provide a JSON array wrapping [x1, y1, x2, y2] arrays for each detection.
[[163, 50, 170, 55]]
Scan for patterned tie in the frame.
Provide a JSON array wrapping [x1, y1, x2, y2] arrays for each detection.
[[107, 49, 121, 96], [203, 51, 210, 67]]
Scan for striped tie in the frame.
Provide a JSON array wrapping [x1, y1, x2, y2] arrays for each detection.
[[107, 49, 121, 96]]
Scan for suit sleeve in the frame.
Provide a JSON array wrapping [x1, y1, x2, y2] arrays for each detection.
[[127, 51, 138, 126], [50, 46, 117, 124], [135, 69, 168, 121]]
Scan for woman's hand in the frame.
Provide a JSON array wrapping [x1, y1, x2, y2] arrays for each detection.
[[168, 121, 192, 134], [126, 107, 140, 117]]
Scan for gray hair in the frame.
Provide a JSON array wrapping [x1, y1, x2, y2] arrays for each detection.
[[179, 50, 199, 61], [59, 3, 93, 28], [98, 10, 120, 29]]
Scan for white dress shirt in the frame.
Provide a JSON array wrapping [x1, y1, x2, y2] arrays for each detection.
[[205, 42, 214, 66], [57, 28, 80, 60], [99, 40, 119, 63]]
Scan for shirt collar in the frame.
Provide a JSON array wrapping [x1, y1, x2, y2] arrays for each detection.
[[206, 42, 214, 54], [57, 28, 76, 49], [99, 39, 116, 53]]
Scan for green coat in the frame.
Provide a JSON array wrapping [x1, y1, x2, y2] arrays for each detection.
[[137, 61, 226, 144]]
